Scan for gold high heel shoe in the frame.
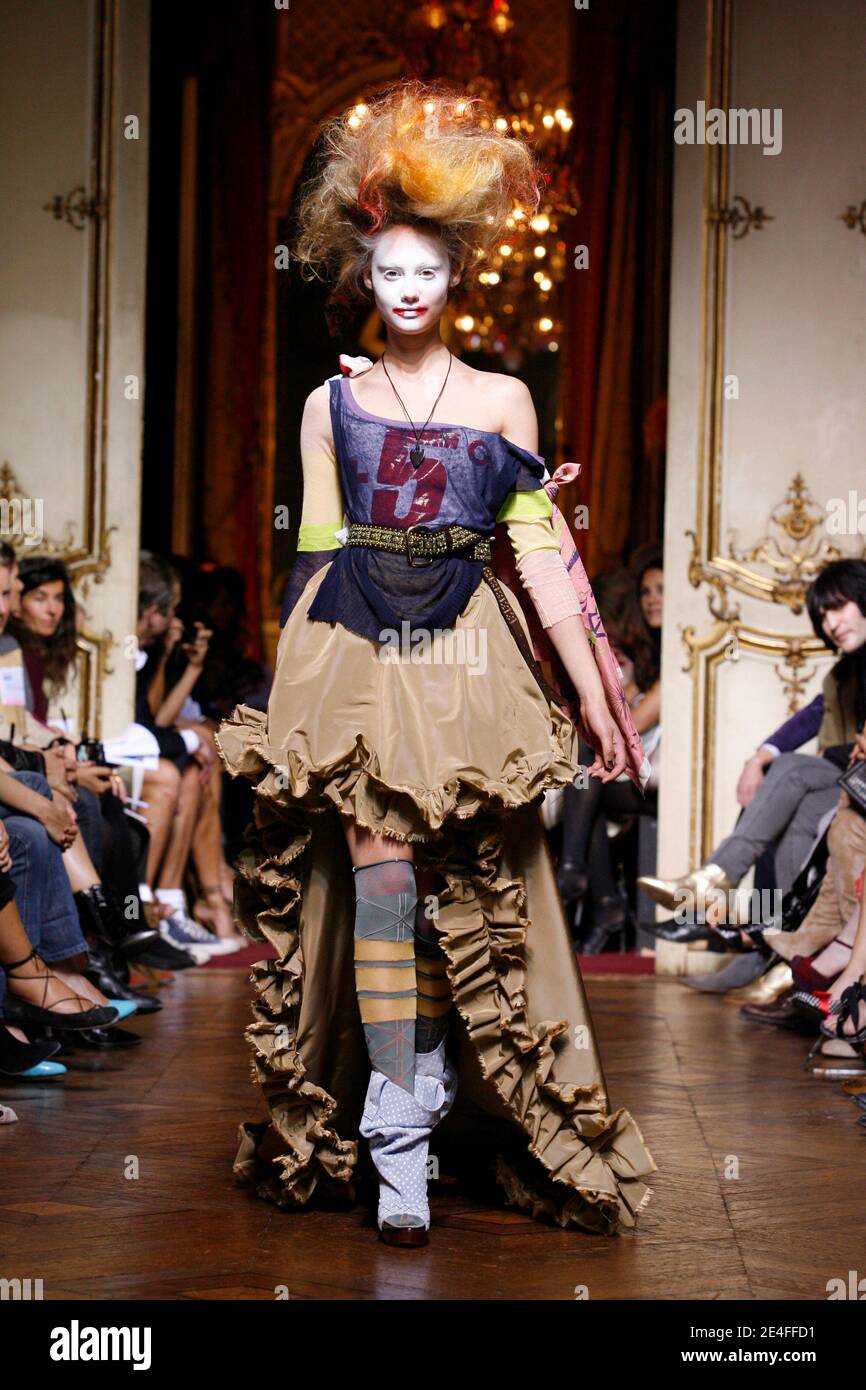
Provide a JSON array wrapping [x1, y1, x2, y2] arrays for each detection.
[[637, 862, 734, 914]]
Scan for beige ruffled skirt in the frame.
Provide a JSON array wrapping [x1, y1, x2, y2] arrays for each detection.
[[216, 563, 656, 1234]]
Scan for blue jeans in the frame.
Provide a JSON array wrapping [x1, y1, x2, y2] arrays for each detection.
[[0, 772, 86, 1015], [75, 786, 103, 876]]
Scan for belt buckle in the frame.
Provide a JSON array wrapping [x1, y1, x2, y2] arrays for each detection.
[[404, 523, 435, 568]]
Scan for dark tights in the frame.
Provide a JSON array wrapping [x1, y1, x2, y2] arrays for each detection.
[[560, 740, 657, 919]]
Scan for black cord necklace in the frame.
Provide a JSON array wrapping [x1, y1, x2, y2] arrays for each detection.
[[381, 349, 453, 469]]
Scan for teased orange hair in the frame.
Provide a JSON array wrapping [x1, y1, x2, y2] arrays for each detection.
[[292, 79, 543, 304]]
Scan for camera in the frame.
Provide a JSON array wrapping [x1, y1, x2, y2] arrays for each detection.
[[76, 738, 109, 767]]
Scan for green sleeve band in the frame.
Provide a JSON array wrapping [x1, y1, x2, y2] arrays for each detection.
[[297, 521, 343, 552], [495, 488, 553, 523]]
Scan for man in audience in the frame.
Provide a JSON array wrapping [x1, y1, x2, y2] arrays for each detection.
[[640, 559, 866, 930]]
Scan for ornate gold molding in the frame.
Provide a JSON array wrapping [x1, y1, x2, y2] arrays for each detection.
[[685, 0, 830, 862], [707, 194, 774, 239], [688, 473, 847, 617], [42, 184, 108, 230], [838, 199, 866, 235], [76, 627, 114, 741], [681, 616, 830, 861], [7, 1, 115, 589], [682, 618, 826, 708]]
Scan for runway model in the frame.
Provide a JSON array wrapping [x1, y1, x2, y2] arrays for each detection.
[[217, 80, 656, 1246]]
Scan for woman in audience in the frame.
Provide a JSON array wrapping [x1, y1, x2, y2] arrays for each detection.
[[0, 806, 126, 1080], [2, 555, 160, 962], [7, 556, 78, 724], [556, 552, 663, 951], [186, 566, 272, 718]]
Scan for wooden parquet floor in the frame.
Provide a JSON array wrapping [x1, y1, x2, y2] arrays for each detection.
[[2, 970, 864, 1301]]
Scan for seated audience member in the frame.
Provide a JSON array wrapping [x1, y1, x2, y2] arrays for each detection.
[[739, 812, 865, 1031], [820, 829, 866, 1048], [136, 553, 241, 954], [185, 565, 271, 717], [6, 557, 160, 925], [0, 785, 128, 1047], [1, 552, 198, 975], [640, 558, 866, 922], [761, 727, 866, 968], [8, 556, 78, 725], [556, 555, 662, 952], [0, 809, 123, 1080]]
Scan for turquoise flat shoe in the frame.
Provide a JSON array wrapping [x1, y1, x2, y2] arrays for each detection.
[[103, 998, 139, 1020], [20, 1060, 67, 1078]]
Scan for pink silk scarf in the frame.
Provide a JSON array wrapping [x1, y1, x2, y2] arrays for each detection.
[[490, 464, 651, 793]]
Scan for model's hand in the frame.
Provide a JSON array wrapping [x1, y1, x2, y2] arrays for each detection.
[[582, 696, 627, 783], [736, 754, 767, 807]]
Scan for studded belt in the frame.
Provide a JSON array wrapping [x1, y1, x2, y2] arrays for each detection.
[[345, 521, 493, 568]]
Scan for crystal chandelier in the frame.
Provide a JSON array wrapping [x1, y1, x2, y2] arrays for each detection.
[[402, 0, 579, 360]]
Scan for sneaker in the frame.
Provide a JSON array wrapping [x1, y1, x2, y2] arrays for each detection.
[[180, 916, 245, 957], [158, 915, 211, 965], [136, 935, 198, 971]]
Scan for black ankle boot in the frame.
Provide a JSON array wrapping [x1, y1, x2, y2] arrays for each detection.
[[556, 858, 589, 908], [580, 895, 631, 956], [85, 939, 162, 1013], [74, 885, 158, 960]]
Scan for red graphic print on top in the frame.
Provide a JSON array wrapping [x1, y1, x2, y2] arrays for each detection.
[[369, 427, 457, 527]]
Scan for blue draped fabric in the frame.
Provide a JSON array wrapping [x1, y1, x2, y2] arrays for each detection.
[[303, 375, 547, 642]]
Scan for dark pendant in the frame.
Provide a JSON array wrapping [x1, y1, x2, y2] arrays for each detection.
[[409, 444, 425, 469]]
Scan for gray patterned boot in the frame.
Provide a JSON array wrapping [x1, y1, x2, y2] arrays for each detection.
[[359, 1041, 457, 1246]]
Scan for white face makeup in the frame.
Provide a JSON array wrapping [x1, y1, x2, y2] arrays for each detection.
[[364, 224, 458, 334]]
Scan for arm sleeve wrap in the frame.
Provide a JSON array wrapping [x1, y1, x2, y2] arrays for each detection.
[[513, 545, 582, 629]]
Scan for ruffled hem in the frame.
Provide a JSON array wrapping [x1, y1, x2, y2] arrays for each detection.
[[216, 699, 578, 843], [216, 705, 656, 1235]]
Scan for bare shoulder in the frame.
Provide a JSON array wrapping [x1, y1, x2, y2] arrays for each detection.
[[300, 381, 335, 455], [301, 381, 332, 433], [302, 381, 332, 419], [482, 370, 534, 406], [474, 369, 538, 448], [456, 362, 532, 404]]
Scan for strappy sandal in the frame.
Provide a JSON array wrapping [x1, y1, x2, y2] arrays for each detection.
[[709, 921, 772, 952], [2, 947, 119, 1031], [822, 981, 866, 1051]]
